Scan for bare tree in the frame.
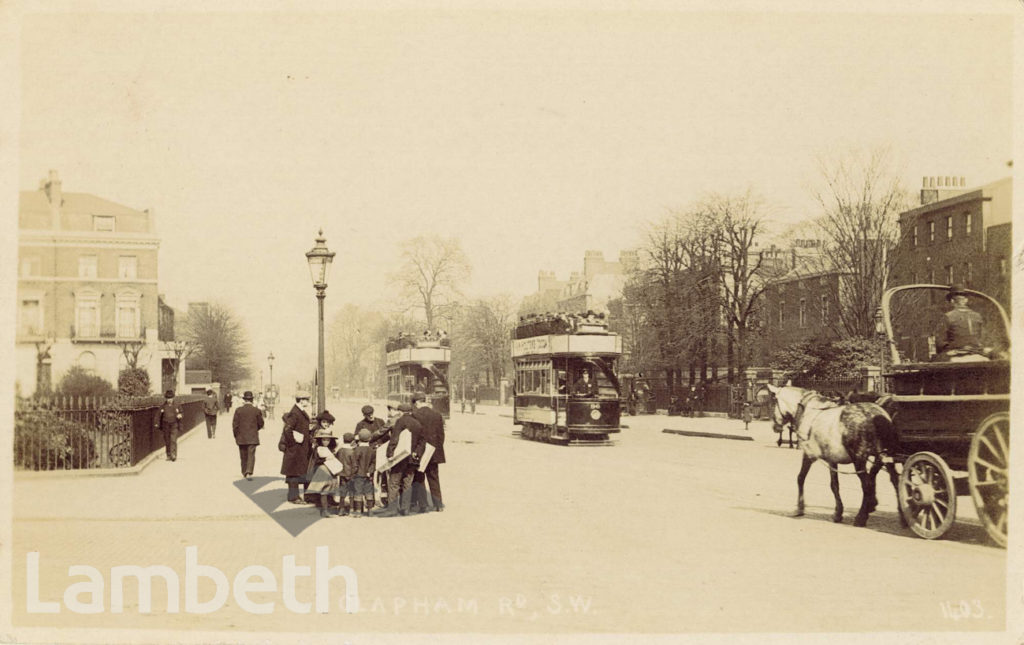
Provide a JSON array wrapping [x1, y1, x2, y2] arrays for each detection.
[[118, 340, 148, 369], [810, 147, 909, 338], [327, 304, 385, 397], [701, 190, 773, 381], [183, 303, 251, 388], [452, 296, 516, 387], [392, 236, 472, 330]]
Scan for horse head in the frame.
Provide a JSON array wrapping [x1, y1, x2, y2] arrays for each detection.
[[766, 384, 806, 434]]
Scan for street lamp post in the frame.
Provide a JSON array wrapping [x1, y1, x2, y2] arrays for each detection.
[[267, 351, 275, 390], [306, 230, 336, 414]]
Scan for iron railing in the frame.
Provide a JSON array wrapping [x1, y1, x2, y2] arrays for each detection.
[[14, 394, 204, 471]]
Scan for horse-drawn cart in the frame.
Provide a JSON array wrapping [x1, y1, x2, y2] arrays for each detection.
[[879, 284, 1010, 546]]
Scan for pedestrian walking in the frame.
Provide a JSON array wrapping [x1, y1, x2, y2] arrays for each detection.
[[278, 391, 313, 504], [154, 390, 182, 462], [224, 391, 233, 413], [232, 390, 264, 479], [742, 401, 753, 432], [412, 392, 446, 512], [203, 388, 220, 439], [470, 384, 478, 414], [372, 402, 422, 517]]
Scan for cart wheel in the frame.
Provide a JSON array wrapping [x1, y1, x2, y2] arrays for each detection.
[[968, 412, 1009, 547], [898, 451, 957, 540]]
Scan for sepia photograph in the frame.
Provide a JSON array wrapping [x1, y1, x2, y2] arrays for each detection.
[[1, 0, 1020, 643]]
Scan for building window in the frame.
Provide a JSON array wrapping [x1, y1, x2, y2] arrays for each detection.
[[965, 212, 972, 235], [946, 216, 953, 240], [75, 292, 100, 338], [78, 255, 98, 279], [19, 298, 42, 336], [999, 257, 1007, 276], [798, 299, 807, 328], [116, 291, 141, 338], [118, 256, 138, 279], [779, 301, 785, 327], [963, 262, 973, 287], [820, 294, 829, 323], [928, 221, 935, 243], [944, 265, 953, 284], [20, 256, 41, 277], [77, 351, 97, 372], [93, 215, 115, 232], [912, 225, 918, 247]]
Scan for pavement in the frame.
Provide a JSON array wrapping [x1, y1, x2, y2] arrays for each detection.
[[9, 399, 1006, 641]]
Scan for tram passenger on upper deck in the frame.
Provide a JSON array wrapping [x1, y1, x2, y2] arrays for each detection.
[[572, 369, 599, 397], [934, 284, 998, 362]]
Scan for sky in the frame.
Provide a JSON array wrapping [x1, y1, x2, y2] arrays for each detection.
[[10, 2, 1017, 391]]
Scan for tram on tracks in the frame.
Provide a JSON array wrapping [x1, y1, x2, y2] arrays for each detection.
[[511, 312, 622, 445], [385, 332, 451, 418], [878, 284, 1010, 546]]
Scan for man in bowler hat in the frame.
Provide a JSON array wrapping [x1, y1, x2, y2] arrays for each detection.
[[233, 391, 264, 479], [154, 390, 183, 462]]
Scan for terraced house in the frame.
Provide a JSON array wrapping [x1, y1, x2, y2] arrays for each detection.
[[16, 170, 181, 396]]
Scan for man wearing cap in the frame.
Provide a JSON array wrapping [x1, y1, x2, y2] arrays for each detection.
[[233, 391, 264, 479], [356, 405, 387, 444], [412, 392, 447, 512], [154, 390, 183, 462], [203, 388, 220, 439], [279, 391, 314, 503], [935, 284, 988, 361], [373, 402, 423, 517]]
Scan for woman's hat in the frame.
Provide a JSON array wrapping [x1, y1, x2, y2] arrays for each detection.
[[314, 426, 335, 439], [317, 410, 336, 424]]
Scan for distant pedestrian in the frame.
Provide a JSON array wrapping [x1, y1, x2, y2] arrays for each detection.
[[154, 390, 183, 462], [412, 392, 446, 512], [742, 402, 753, 432], [470, 384, 478, 414], [232, 390, 264, 479], [278, 391, 313, 504], [203, 388, 220, 439], [224, 391, 233, 413]]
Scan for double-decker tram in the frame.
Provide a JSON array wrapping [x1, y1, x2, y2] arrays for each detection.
[[385, 332, 451, 418], [511, 312, 622, 445]]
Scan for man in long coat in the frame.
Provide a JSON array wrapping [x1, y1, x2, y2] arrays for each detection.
[[279, 391, 313, 503], [233, 390, 264, 479], [203, 388, 220, 439], [412, 392, 446, 512]]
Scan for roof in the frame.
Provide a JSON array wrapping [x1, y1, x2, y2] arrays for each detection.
[[20, 190, 148, 219]]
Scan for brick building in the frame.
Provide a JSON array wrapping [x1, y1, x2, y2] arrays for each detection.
[[892, 176, 1012, 308], [886, 175, 1012, 361], [519, 250, 639, 316], [16, 171, 182, 396]]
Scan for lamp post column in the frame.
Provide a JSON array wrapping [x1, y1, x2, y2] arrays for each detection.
[[317, 288, 326, 414]]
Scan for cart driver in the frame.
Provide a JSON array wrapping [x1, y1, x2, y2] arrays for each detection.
[[934, 284, 990, 361]]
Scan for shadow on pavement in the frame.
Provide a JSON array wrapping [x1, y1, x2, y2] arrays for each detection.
[[737, 505, 1001, 549], [232, 477, 320, 538]]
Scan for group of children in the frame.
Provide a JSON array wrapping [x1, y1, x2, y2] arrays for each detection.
[[306, 410, 382, 518]]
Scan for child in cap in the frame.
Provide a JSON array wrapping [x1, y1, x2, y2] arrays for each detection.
[[351, 428, 376, 516], [337, 432, 357, 516]]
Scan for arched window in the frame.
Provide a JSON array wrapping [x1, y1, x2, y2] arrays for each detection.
[[116, 290, 141, 339], [77, 351, 97, 372], [75, 289, 101, 338]]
